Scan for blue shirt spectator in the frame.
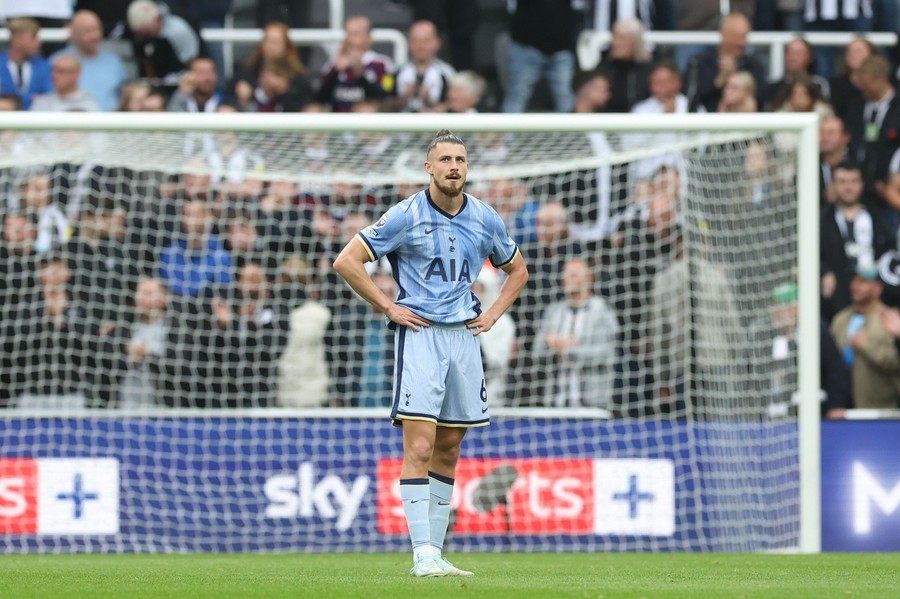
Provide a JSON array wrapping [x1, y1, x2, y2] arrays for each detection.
[[158, 199, 232, 297], [0, 18, 52, 110], [159, 236, 233, 297], [51, 10, 127, 111]]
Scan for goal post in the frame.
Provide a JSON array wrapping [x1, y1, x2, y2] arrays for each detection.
[[0, 111, 820, 553]]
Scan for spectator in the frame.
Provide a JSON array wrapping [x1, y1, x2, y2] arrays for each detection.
[[568, 70, 622, 240], [650, 233, 743, 417], [628, 60, 689, 180], [0, 212, 40, 406], [573, 70, 612, 114], [0, 18, 52, 110], [754, 0, 803, 31], [127, 0, 204, 89], [31, 55, 100, 111], [880, 305, 900, 356], [765, 38, 830, 111], [684, 12, 766, 113], [18, 254, 87, 408], [244, 56, 312, 112], [846, 54, 900, 210], [745, 282, 852, 420], [597, 18, 652, 113], [116, 81, 151, 111], [168, 57, 221, 112], [206, 132, 265, 202], [139, 87, 168, 111], [51, 10, 127, 111], [829, 37, 876, 121], [115, 277, 170, 408], [501, 0, 582, 113], [223, 207, 278, 276], [276, 256, 331, 408], [479, 177, 539, 245], [158, 197, 232, 297], [314, 15, 394, 112], [510, 202, 585, 405], [820, 161, 893, 321], [66, 193, 139, 356], [391, 20, 456, 113], [230, 21, 312, 113], [591, 0, 664, 44], [409, 0, 479, 71], [831, 262, 900, 410], [717, 71, 758, 113], [19, 172, 71, 253], [803, 0, 873, 78], [671, 0, 722, 72], [472, 267, 516, 406], [534, 257, 618, 408], [74, 0, 131, 37], [820, 115, 851, 206], [1, 0, 72, 55], [445, 70, 485, 113], [773, 75, 834, 119], [604, 187, 680, 416], [208, 262, 289, 407], [163, 0, 233, 90]]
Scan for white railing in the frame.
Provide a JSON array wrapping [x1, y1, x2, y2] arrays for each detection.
[[578, 30, 899, 80], [0, 27, 408, 77], [8, 26, 894, 82]]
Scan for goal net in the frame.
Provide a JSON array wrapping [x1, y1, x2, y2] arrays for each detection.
[[0, 113, 819, 553]]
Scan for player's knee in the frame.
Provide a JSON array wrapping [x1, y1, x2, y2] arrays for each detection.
[[432, 442, 461, 467], [405, 437, 434, 464]]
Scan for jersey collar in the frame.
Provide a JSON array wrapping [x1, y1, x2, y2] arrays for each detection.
[[425, 188, 468, 220]]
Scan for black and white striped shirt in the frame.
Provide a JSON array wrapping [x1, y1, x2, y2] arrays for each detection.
[[804, 0, 872, 22]]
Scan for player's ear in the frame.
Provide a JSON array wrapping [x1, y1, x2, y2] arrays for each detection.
[[424, 160, 432, 174]]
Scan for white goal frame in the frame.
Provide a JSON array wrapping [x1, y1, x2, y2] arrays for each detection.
[[0, 111, 820, 553]]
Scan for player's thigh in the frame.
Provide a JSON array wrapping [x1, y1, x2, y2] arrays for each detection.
[[392, 326, 449, 420], [440, 331, 488, 425]]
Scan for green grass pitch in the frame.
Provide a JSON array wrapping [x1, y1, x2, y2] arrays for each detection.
[[1, 553, 897, 598]]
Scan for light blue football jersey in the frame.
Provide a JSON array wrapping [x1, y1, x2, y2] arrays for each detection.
[[356, 189, 518, 323]]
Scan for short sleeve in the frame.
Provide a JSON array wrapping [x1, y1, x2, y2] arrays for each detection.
[[356, 205, 407, 261], [487, 207, 518, 269]]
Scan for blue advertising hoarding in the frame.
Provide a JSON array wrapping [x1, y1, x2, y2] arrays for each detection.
[[821, 421, 900, 552], [0, 417, 799, 553]]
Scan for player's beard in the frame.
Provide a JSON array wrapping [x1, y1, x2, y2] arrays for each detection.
[[434, 174, 465, 199]]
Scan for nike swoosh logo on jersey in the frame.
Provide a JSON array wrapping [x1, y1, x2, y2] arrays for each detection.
[[425, 227, 438, 234], [481, 406, 488, 414]]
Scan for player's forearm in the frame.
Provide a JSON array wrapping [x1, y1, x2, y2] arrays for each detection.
[[334, 256, 393, 313], [333, 254, 392, 314], [483, 263, 528, 322]]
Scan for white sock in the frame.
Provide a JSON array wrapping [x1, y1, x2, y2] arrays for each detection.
[[400, 478, 431, 558], [428, 471, 455, 554]]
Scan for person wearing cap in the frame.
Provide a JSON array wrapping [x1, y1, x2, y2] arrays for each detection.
[[746, 281, 851, 419], [830, 263, 900, 410]]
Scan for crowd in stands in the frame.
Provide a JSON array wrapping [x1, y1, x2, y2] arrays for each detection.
[[1, 0, 899, 414]]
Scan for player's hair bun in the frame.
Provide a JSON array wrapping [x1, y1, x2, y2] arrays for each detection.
[[426, 129, 466, 156]]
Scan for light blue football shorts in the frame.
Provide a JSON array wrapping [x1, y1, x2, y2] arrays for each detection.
[[390, 322, 489, 428]]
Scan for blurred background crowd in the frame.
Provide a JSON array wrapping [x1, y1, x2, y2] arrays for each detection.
[[0, 0, 899, 415]]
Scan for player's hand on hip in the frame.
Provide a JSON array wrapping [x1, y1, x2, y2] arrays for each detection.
[[386, 304, 431, 332], [466, 314, 497, 336]]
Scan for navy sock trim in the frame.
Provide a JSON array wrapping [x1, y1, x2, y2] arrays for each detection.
[[428, 471, 455, 485], [399, 478, 429, 485]]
